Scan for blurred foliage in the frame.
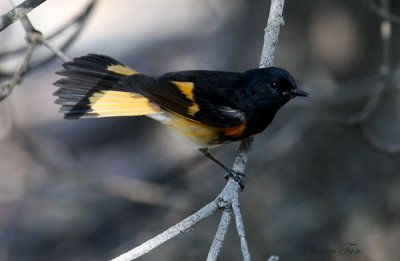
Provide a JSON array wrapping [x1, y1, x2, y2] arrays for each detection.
[[1, 0, 400, 260]]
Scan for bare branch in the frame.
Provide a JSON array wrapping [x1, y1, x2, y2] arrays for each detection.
[[111, 201, 219, 261], [0, 1, 39, 100], [361, 128, 400, 155], [0, 0, 96, 78], [232, 197, 250, 261], [206, 210, 232, 261], [111, 1, 286, 260], [259, 0, 286, 68], [0, 0, 97, 61], [0, 32, 38, 101], [8, 0, 35, 33], [38, 34, 70, 62], [0, 7, 44, 100], [361, 0, 400, 154], [0, 1, 97, 101], [369, 0, 400, 24], [340, 79, 385, 127], [346, 0, 392, 126], [220, 1, 286, 259], [268, 255, 280, 261], [9, 0, 70, 61], [0, 0, 47, 32], [110, 179, 235, 261], [338, 0, 400, 154], [25, 0, 97, 66]]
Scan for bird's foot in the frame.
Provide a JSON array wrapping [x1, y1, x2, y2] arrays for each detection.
[[224, 170, 246, 190]]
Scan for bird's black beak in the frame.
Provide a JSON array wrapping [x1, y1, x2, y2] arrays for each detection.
[[290, 88, 309, 97]]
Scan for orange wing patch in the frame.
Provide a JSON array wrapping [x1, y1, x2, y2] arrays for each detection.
[[171, 81, 200, 115]]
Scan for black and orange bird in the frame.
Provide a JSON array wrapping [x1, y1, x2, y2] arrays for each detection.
[[53, 54, 308, 188]]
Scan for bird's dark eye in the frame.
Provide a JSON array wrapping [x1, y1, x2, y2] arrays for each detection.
[[271, 81, 278, 89]]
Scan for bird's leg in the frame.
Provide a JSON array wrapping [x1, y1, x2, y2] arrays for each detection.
[[198, 148, 245, 190]]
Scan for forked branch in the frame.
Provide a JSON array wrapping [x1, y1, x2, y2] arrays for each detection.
[[0, 1, 97, 101], [0, 0, 47, 31], [111, 1, 286, 260]]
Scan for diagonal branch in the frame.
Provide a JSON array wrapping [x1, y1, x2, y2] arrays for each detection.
[[0, 3, 39, 101], [207, 209, 233, 261], [232, 196, 250, 261], [0, 0, 96, 60], [368, 0, 400, 24], [0, 0, 97, 76], [222, 0, 286, 256], [0, 1, 97, 102], [259, 0, 286, 68], [0, 0, 47, 32], [0, 32, 37, 101], [342, 0, 400, 155], [111, 201, 219, 261], [23, 0, 97, 68]]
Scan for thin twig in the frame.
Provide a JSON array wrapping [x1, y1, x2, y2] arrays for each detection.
[[0, 1, 39, 101], [206, 210, 232, 261], [0, 1, 97, 101], [111, 201, 219, 261], [0, 8, 42, 100], [268, 255, 280, 261], [259, 0, 286, 68], [25, 0, 97, 66], [232, 197, 250, 261], [0, 0, 97, 61], [339, 0, 400, 154], [369, 0, 400, 24], [335, 17, 388, 127], [363, 0, 400, 154], [0, 32, 38, 101], [362, 128, 400, 155], [38, 34, 70, 62], [0, 0, 47, 31], [110, 180, 233, 261], [340, 80, 385, 127], [11, 0, 70, 62]]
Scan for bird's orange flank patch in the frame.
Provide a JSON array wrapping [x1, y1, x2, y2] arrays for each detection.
[[219, 123, 246, 138]]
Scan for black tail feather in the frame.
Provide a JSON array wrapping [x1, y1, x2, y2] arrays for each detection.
[[53, 54, 158, 119]]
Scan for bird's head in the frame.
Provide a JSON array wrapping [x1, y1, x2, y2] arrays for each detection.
[[243, 67, 308, 105]]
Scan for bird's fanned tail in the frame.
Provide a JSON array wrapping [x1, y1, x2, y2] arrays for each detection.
[[53, 54, 160, 119]]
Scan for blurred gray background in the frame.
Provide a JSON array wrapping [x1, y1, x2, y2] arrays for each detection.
[[1, 0, 400, 260]]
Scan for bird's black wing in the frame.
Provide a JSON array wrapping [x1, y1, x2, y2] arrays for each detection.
[[130, 70, 246, 128]]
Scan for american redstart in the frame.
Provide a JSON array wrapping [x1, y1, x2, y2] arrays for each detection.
[[53, 54, 308, 188]]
